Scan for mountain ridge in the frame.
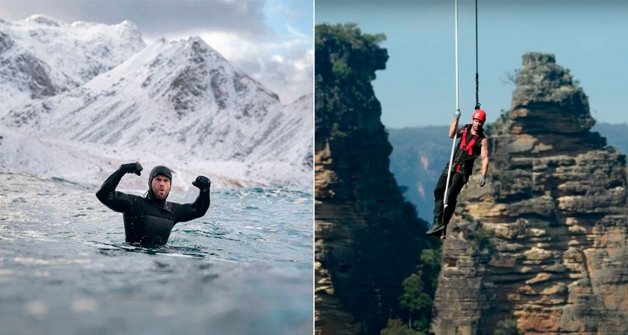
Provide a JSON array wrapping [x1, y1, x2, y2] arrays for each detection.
[[0, 16, 311, 188], [0, 15, 146, 111]]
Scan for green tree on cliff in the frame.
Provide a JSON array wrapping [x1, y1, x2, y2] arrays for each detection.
[[380, 249, 440, 335], [390, 248, 441, 334], [380, 319, 424, 335], [315, 23, 388, 141]]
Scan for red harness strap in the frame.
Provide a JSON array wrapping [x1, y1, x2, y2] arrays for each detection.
[[459, 125, 478, 155], [455, 125, 479, 172]]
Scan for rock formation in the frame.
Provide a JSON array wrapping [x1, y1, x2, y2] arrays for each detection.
[[315, 24, 430, 334], [432, 52, 627, 334]]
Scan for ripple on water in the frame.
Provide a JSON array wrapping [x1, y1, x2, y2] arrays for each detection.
[[0, 174, 312, 333]]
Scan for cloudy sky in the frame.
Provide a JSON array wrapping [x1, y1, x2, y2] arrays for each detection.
[[317, 0, 628, 127], [0, 0, 313, 104]]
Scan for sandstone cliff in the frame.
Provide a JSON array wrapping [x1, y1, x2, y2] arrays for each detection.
[[315, 24, 431, 334], [432, 52, 627, 334]]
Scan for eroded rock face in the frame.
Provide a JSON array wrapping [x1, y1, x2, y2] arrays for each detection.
[[432, 52, 627, 335], [315, 26, 429, 334], [315, 99, 428, 335]]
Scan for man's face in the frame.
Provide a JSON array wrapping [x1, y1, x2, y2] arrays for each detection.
[[472, 118, 484, 131], [151, 174, 171, 200]]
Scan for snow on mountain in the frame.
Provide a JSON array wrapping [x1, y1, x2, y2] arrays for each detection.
[[0, 15, 146, 112], [4, 37, 310, 164], [249, 94, 313, 170], [0, 123, 304, 190], [1, 18, 312, 188]]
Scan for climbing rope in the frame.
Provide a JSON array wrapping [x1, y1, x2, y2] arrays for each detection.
[[443, 0, 460, 221], [474, 0, 481, 109], [455, 0, 460, 114], [443, 0, 481, 233]]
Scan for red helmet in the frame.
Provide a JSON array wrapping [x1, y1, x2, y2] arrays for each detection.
[[472, 109, 486, 123]]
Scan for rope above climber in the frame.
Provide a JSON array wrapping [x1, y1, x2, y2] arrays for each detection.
[[425, 0, 489, 239]]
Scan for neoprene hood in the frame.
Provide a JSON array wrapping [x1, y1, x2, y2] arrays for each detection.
[[148, 165, 172, 188]]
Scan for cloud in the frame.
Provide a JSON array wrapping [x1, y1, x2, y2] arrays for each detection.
[[0, 0, 312, 104], [0, 0, 270, 38], [196, 28, 313, 104]]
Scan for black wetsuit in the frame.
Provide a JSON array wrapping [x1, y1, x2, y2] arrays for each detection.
[[433, 124, 485, 225], [96, 168, 210, 246]]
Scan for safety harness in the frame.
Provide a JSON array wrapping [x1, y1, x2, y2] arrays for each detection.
[[454, 124, 484, 173]]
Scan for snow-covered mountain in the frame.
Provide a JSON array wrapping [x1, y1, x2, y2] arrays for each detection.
[[0, 15, 146, 112], [0, 16, 312, 188]]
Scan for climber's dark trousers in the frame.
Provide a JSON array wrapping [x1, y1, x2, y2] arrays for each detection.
[[433, 169, 467, 225]]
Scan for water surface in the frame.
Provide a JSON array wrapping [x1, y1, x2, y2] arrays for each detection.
[[0, 174, 312, 335]]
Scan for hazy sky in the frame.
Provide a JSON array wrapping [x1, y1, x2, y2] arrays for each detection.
[[316, 0, 628, 127], [0, 0, 313, 104]]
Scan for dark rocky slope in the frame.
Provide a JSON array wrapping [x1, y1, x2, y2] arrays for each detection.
[[315, 24, 431, 334]]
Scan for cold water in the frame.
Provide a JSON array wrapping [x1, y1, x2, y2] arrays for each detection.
[[0, 174, 312, 335]]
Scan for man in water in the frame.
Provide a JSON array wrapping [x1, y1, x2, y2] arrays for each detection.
[[96, 162, 211, 246], [427, 108, 489, 238]]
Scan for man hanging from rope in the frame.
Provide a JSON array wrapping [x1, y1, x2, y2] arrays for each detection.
[[426, 108, 489, 237]]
